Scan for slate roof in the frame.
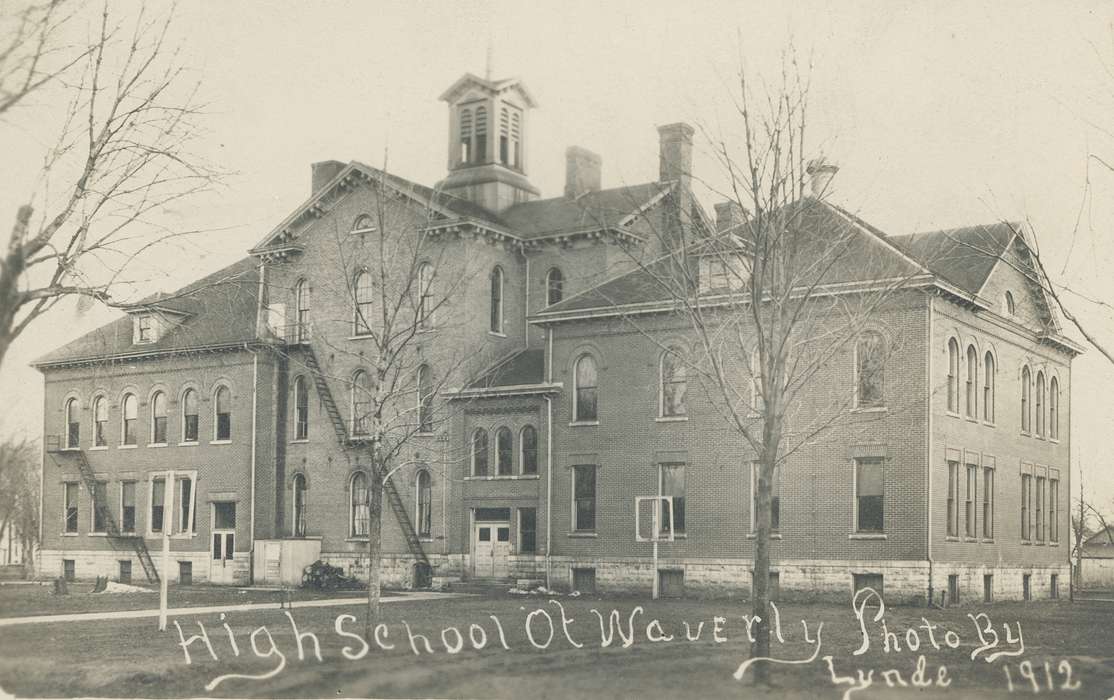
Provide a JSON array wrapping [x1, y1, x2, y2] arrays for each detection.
[[499, 182, 669, 238], [33, 257, 260, 368], [465, 349, 546, 389], [890, 222, 1017, 297]]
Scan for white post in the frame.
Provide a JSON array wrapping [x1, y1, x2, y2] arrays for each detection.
[[652, 539, 659, 600], [158, 470, 174, 631]]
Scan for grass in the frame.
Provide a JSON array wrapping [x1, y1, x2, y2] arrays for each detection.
[[1, 592, 1112, 698]]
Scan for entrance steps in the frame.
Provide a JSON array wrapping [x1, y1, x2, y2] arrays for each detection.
[[444, 577, 516, 595]]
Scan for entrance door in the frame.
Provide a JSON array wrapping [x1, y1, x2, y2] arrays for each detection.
[[210, 502, 237, 584], [473, 523, 511, 578]]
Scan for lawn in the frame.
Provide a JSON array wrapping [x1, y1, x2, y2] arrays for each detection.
[[1, 591, 1112, 698]]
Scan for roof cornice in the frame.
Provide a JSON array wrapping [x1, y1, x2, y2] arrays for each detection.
[[33, 340, 267, 371]]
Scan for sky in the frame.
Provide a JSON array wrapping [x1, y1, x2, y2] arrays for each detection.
[[2, 0, 1113, 505]]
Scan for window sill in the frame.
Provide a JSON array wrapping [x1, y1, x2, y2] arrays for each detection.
[[289, 439, 309, 445], [179, 441, 199, 447], [655, 415, 688, 423], [210, 440, 232, 445], [964, 537, 979, 543], [146, 533, 196, 540], [946, 411, 961, 419], [414, 432, 437, 438], [1049, 438, 1060, 445], [982, 539, 995, 544], [851, 406, 887, 414], [465, 474, 540, 481], [982, 421, 996, 428], [117, 444, 138, 450], [1021, 540, 1031, 545], [147, 443, 168, 448], [849, 533, 886, 540], [88, 532, 108, 537], [1020, 431, 1031, 438], [568, 421, 599, 427], [746, 533, 782, 540], [945, 536, 960, 541], [346, 537, 370, 543], [567, 532, 597, 538], [88, 446, 108, 451], [61, 532, 79, 537], [348, 333, 374, 341], [964, 416, 980, 424], [488, 331, 507, 338]]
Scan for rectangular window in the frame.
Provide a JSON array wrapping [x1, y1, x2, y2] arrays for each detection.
[[1035, 476, 1045, 542], [153, 414, 168, 444], [118, 560, 132, 584], [121, 481, 136, 533], [519, 508, 537, 554], [572, 567, 596, 594], [1022, 573, 1031, 601], [1050, 574, 1059, 599], [853, 573, 884, 597], [751, 462, 780, 532], [855, 458, 884, 532], [983, 574, 993, 603], [179, 561, 192, 585], [982, 468, 994, 539], [965, 463, 977, 538], [946, 460, 959, 537], [178, 477, 195, 534], [92, 480, 108, 533], [572, 465, 596, 532], [1049, 478, 1059, 542], [62, 559, 75, 581], [948, 574, 960, 605], [64, 482, 78, 533], [659, 463, 685, 535], [137, 315, 152, 342], [1020, 474, 1031, 541], [216, 412, 231, 441], [151, 478, 165, 533]]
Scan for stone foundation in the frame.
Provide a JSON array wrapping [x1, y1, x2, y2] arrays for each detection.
[[320, 552, 465, 589], [38, 548, 239, 584]]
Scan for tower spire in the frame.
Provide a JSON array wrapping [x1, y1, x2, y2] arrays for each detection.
[[485, 38, 493, 81]]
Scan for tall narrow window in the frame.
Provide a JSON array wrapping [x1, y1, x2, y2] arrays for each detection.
[[574, 354, 598, 422], [947, 339, 959, 413], [855, 457, 884, 532], [459, 107, 473, 163], [65, 398, 80, 449], [294, 279, 310, 342], [982, 467, 994, 539], [350, 473, 369, 537], [292, 473, 306, 537], [519, 508, 536, 553], [471, 429, 489, 476], [660, 348, 687, 417], [499, 107, 509, 164], [856, 331, 884, 408], [1049, 478, 1059, 542], [659, 463, 686, 534], [293, 377, 309, 441], [1005, 291, 1016, 316], [150, 477, 165, 534], [93, 397, 107, 447], [417, 365, 433, 433], [520, 425, 538, 475], [151, 391, 168, 444], [1035, 371, 1045, 437], [1021, 367, 1031, 433], [489, 267, 503, 333], [1049, 377, 1059, 440], [1035, 476, 1045, 542], [965, 463, 977, 537], [121, 481, 136, 533], [475, 106, 487, 162], [572, 465, 597, 532], [351, 371, 371, 437], [546, 268, 564, 306], [416, 470, 431, 538], [354, 271, 373, 335], [966, 345, 978, 418], [752, 462, 780, 532], [983, 352, 995, 422], [182, 389, 199, 443], [511, 110, 521, 168], [92, 481, 108, 533], [1020, 474, 1031, 541], [122, 394, 138, 445], [946, 460, 959, 537], [178, 477, 195, 534], [214, 386, 231, 441], [64, 482, 78, 533], [417, 263, 434, 329], [495, 426, 513, 476]]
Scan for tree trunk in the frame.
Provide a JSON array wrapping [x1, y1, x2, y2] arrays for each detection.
[[364, 461, 385, 640], [750, 450, 774, 686]]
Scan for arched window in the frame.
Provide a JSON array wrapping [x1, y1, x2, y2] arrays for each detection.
[[122, 394, 138, 445], [660, 347, 687, 417], [151, 391, 168, 444], [417, 364, 433, 433], [574, 354, 598, 422], [292, 473, 307, 537], [1021, 366, 1031, 433], [293, 377, 309, 440], [294, 279, 310, 342], [417, 263, 434, 329], [354, 270, 373, 335], [546, 268, 564, 306], [947, 339, 959, 413], [489, 266, 503, 333], [750, 347, 763, 412], [93, 397, 107, 447], [965, 345, 978, 418], [1005, 291, 1016, 316], [350, 472, 369, 537], [1035, 371, 1046, 437], [182, 389, 199, 443], [496, 426, 513, 476], [65, 398, 80, 449], [471, 429, 489, 476], [856, 331, 885, 408], [352, 214, 375, 234], [214, 386, 231, 441], [520, 425, 538, 475], [983, 352, 995, 423], [351, 371, 371, 436], [416, 470, 432, 538], [1049, 377, 1060, 440]]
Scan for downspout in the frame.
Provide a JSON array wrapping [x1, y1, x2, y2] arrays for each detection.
[[926, 294, 935, 605], [249, 259, 267, 582], [524, 254, 531, 345], [37, 386, 46, 575], [544, 325, 554, 589]]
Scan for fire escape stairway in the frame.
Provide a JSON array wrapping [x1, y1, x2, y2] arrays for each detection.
[[298, 343, 429, 568], [72, 450, 159, 583]]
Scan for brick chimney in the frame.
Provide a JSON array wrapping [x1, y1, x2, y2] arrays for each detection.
[[714, 201, 747, 233], [311, 160, 346, 195], [806, 158, 838, 198], [564, 146, 602, 199], [658, 123, 694, 188]]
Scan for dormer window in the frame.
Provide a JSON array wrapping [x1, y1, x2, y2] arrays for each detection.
[[698, 253, 748, 293], [133, 314, 160, 344], [1004, 291, 1016, 316], [352, 215, 376, 236]]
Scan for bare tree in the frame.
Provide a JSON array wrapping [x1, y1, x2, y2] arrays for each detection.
[[0, 438, 40, 567], [0, 1, 219, 370]]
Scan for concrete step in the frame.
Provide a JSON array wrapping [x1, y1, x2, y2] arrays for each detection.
[[445, 577, 516, 594]]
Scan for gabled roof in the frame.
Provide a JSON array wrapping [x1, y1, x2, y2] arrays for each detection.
[[438, 73, 538, 108], [499, 182, 670, 239], [33, 257, 260, 368], [890, 222, 1016, 297], [465, 349, 546, 389]]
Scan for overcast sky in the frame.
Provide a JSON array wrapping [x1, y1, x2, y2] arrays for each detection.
[[2, 0, 1113, 505]]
